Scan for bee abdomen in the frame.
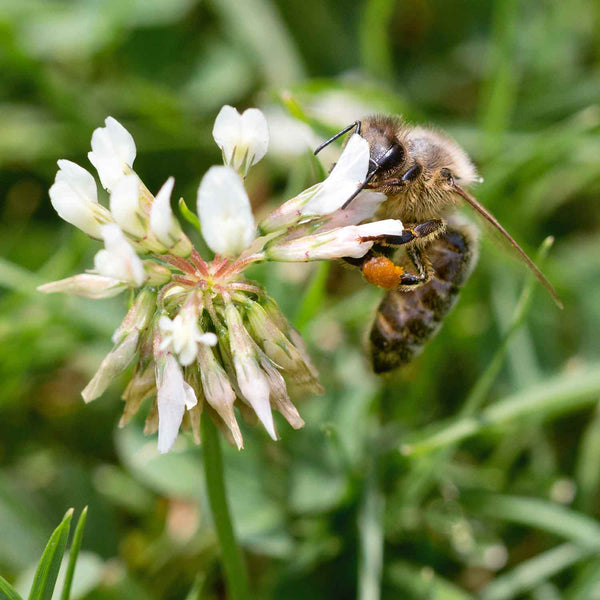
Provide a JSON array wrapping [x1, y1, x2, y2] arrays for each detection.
[[370, 223, 478, 373]]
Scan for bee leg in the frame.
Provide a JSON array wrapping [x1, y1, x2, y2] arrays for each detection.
[[359, 248, 432, 290], [343, 221, 442, 289], [369, 219, 445, 248]]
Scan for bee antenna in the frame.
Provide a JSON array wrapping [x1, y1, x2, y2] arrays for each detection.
[[341, 168, 379, 210], [313, 120, 362, 156]]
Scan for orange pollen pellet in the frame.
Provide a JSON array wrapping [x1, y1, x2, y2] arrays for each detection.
[[362, 256, 404, 289]]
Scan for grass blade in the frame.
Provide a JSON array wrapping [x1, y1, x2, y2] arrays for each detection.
[[387, 561, 474, 599], [60, 507, 87, 600], [479, 544, 592, 600], [294, 262, 330, 333], [401, 365, 600, 456], [0, 577, 23, 600], [28, 509, 73, 600], [463, 492, 600, 547]]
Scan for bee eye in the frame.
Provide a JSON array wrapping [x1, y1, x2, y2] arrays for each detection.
[[377, 143, 404, 171], [440, 168, 454, 183]]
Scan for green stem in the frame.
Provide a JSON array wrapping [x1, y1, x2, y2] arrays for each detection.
[[201, 416, 250, 600]]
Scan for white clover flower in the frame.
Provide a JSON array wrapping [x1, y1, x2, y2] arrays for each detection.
[[266, 219, 404, 261], [49, 159, 113, 238], [150, 177, 192, 257], [159, 308, 217, 367], [41, 105, 423, 453], [38, 274, 126, 299], [94, 224, 146, 286], [109, 174, 146, 238], [88, 116, 136, 191], [196, 166, 256, 257], [212, 105, 269, 176], [259, 134, 370, 233], [156, 354, 198, 454]]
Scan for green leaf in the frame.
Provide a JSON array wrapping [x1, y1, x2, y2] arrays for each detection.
[[178, 197, 202, 235], [28, 509, 73, 600], [60, 507, 87, 600], [0, 576, 23, 600]]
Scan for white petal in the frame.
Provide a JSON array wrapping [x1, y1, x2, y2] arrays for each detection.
[[94, 224, 145, 286], [56, 159, 98, 203], [240, 108, 269, 167], [320, 190, 387, 229], [110, 175, 145, 238], [302, 134, 370, 216], [212, 105, 241, 165], [183, 382, 198, 410], [88, 116, 136, 191], [149, 177, 175, 242], [196, 166, 256, 257], [37, 274, 126, 299], [156, 354, 188, 453], [49, 160, 110, 238], [235, 355, 277, 440], [105, 117, 136, 166], [199, 332, 218, 346], [356, 219, 404, 237]]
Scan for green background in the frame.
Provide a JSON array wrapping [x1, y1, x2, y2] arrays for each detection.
[[1, 0, 600, 598]]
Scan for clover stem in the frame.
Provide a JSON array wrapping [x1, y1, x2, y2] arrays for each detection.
[[201, 415, 250, 600]]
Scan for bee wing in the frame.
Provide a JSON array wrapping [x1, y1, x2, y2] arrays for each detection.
[[453, 184, 563, 309]]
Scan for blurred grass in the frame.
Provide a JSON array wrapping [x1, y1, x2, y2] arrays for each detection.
[[1, 0, 600, 598]]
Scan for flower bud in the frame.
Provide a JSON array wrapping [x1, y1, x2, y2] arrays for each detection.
[[142, 261, 172, 286], [82, 330, 139, 403], [49, 160, 113, 238], [112, 288, 157, 344], [37, 274, 126, 299], [224, 303, 277, 440], [246, 301, 322, 391], [149, 177, 192, 257], [120, 364, 156, 427], [266, 220, 404, 262], [197, 343, 243, 449], [88, 116, 136, 191], [212, 105, 269, 176]]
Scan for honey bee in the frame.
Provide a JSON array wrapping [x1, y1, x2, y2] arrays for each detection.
[[315, 115, 562, 373]]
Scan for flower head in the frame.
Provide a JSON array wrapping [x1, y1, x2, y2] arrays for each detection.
[[39, 107, 402, 452]]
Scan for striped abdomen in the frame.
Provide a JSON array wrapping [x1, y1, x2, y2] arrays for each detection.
[[370, 222, 478, 373]]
